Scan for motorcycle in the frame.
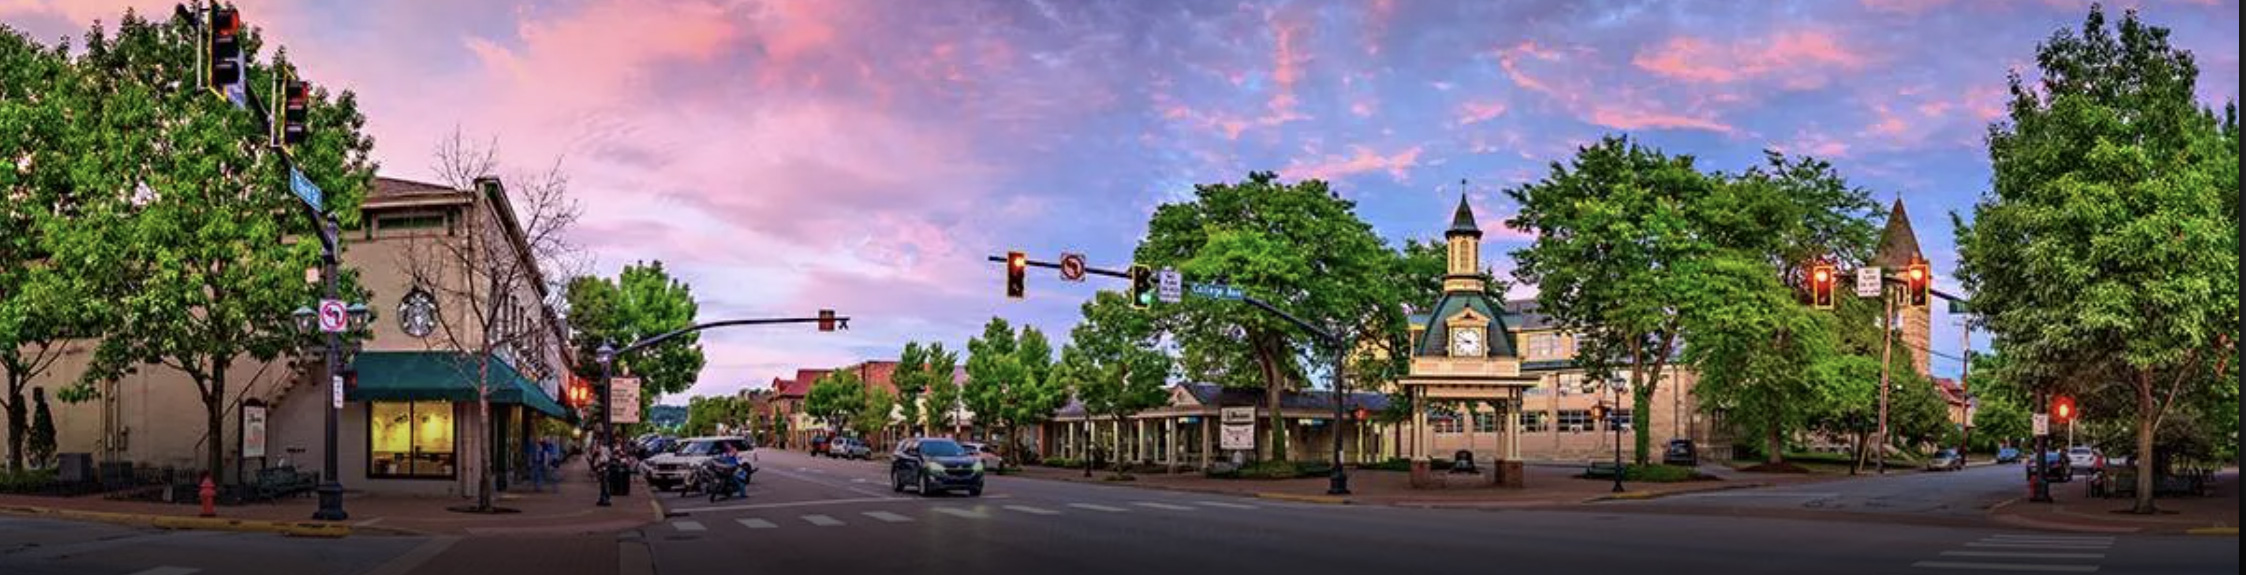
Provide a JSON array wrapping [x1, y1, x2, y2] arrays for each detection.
[[698, 454, 753, 502]]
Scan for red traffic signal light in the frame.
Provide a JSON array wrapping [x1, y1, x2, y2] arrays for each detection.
[[277, 75, 309, 147], [1005, 251, 1027, 299], [1907, 262, 1930, 307], [2052, 395, 2076, 424], [1810, 264, 1836, 309], [207, 7, 242, 89]]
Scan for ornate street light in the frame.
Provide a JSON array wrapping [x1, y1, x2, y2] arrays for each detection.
[[595, 341, 616, 507], [293, 299, 368, 521]]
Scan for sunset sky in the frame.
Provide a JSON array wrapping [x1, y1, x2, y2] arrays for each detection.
[[4, 0, 2237, 402]]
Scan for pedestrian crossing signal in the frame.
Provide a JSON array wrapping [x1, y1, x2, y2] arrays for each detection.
[[1006, 251, 1027, 299], [1128, 265, 1154, 309]]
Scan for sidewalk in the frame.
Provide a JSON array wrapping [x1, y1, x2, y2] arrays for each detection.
[[0, 461, 659, 538], [1003, 462, 1835, 507], [1988, 469, 2239, 535]]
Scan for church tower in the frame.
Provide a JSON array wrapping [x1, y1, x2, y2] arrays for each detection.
[[1870, 198, 1931, 377]]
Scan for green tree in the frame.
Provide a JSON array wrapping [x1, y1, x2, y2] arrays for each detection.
[[963, 318, 1066, 465], [563, 261, 704, 417], [1682, 253, 1849, 466], [804, 370, 865, 435], [922, 347, 964, 435], [26, 387, 54, 468], [53, 7, 378, 482], [1134, 172, 1402, 462], [1057, 291, 1173, 477], [892, 342, 956, 436], [1505, 137, 1721, 464], [1954, 5, 2237, 514], [851, 387, 896, 447]]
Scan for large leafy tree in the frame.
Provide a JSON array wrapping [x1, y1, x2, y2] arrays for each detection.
[[563, 261, 704, 416], [922, 347, 965, 435], [1505, 137, 1719, 464], [1955, 5, 2237, 514], [803, 370, 865, 435], [1057, 291, 1173, 476], [1134, 171, 1400, 462], [892, 341, 956, 436], [50, 7, 377, 481], [963, 317, 1066, 464], [850, 387, 896, 446]]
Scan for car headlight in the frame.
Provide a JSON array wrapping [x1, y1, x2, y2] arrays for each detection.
[[926, 461, 945, 472], [972, 461, 984, 473]]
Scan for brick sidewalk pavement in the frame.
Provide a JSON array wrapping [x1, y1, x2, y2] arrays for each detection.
[[1002, 462, 1835, 507], [0, 459, 659, 537], [1988, 468, 2239, 535]]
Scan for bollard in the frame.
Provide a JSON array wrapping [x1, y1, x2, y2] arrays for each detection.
[[198, 473, 218, 517]]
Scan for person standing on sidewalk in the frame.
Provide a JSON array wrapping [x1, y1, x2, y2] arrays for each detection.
[[529, 437, 552, 492]]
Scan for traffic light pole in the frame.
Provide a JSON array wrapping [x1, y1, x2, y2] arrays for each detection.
[[984, 255, 1133, 279], [1878, 284, 1894, 475]]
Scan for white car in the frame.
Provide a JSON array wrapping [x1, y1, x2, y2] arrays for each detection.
[[642, 436, 755, 491], [960, 441, 1006, 470], [2066, 446, 2104, 472]]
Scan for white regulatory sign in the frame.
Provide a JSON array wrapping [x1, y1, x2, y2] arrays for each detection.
[[317, 299, 348, 333], [330, 375, 344, 409], [2032, 413, 2049, 436], [1157, 268, 1183, 304], [1855, 267, 1882, 298]]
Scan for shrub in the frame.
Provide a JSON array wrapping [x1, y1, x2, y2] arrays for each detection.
[[1623, 464, 1709, 483], [1041, 457, 1078, 468], [1239, 460, 1300, 479], [0, 468, 57, 493], [1366, 458, 1414, 472]]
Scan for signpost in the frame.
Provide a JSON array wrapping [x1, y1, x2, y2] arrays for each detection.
[[1855, 266, 1882, 298], [1220, 407, 1255, 451], [1157, 268, 1182, 304], [611, 377, 643, 424], [1059, 253, 1086, 282], [289, 167, 324, 211]]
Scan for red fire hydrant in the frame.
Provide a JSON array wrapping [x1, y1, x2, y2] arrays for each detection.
[[198, 473, 217, 517]]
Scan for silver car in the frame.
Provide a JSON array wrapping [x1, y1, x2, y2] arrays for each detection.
[[2066, 447, 2104, 472]]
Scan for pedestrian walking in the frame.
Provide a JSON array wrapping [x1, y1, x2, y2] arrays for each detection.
[[530, 436, 553, 492]]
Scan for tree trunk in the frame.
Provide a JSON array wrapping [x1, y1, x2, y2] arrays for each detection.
[[1256, 335, 1287, 463], [2132, 372, 2158, 514], [1850, 430, 1867, 475], [1765, 425, 1783, 466], [5, 379, 24, 472], [205, 366, 227, 483], [477, 359, 495, 511]]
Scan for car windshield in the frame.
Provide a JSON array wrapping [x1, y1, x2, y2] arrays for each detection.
[[677, 440, 745, 456], [917, 440, 966, 457], [2069, 448, 2093, 454]]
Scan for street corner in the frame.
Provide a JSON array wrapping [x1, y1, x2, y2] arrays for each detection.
[[1254, 492, 1352, 505], [1581, 481, 1773, 503], [0, 504, 352, 538]]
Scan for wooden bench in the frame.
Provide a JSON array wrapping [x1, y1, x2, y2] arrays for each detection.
[[1584, 462, 1624, 479]]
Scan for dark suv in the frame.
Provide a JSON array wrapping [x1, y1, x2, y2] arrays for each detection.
[[891, 437, 984, 497]]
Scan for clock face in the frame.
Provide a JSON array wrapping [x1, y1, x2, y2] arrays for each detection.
[[400, 288, 437, 338], [1452, 328, 1483, 357]]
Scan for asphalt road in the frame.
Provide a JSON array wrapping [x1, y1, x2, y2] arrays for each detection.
[[632, 449, 2238, 575], [1600, 460, 2030, 522]]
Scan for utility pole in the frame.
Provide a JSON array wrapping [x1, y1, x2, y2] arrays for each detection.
[[1877, 282, 1894, 475], [1959, 320, 1971, 462]]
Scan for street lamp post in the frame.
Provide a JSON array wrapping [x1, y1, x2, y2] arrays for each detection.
[[291, 231, 366, 522], [595, 341, 615, 507], [1609, 400, 1625, 493], [1327, 338, 1350, 496]]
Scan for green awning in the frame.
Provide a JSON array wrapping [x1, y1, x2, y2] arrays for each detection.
[[349, 351, 569, 419]]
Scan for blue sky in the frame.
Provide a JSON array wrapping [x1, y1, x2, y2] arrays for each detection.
[[4, 0, 2237, 402]]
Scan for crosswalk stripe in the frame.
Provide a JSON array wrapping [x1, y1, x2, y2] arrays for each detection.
[[1004, 505, 1060, 515], [1965, 542, 2112, 550], [934, 507, 988, 519], [1194, 501, 1258, 509], [671, 520, 706, 532], [1910, 560, 2099, 572], [1132, 502, 1196, 511], [801, 514, 844, 526], [1987, 534, 2115, 542], [1068, 503, 1129, 512], [862, 511, 914, 523], [1941, 551, 2106, 560], [736, 518, 777, 529]]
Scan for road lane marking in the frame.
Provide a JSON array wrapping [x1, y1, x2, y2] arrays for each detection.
[[1671, 492, 1840, 498], [1964, 542, 2112, 550], [1194, 501, 1258, 509], [736, 518, 777, 529], [1910, 561, 2099, 572], [1068, 503, 1129, 512], [671, 520, 706, 532], [1004, 505, 1060, 515], [1940, 551, 2107, 560], [126, 568, 201, 575], [933, 507, 988, 519], [863, 511, 914, 523], [364, 536, 463, 575], [800, 514, 844, 526], [1132, 502, 1196, 511], [1987, 534, 2114, 542]]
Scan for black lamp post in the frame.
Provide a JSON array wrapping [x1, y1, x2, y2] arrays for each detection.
[[293, 295, 368, 522], [595, 341, 615, 507], [1327, 340, 1350, 496]]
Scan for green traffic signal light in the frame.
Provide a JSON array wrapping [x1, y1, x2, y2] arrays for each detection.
[[1129, 265, 1153, 309]]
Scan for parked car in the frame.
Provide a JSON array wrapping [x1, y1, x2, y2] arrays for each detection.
[[634, 436, 677, 460], [890, 437, 984, 497], [643, 436, 755, 491], [827, 437, 872, 460], [961, 441, 1007, 470], [1661, 439, 1698, 467], [2026, 451, 2072, 483], [2065, 446, 2105, 472], [809, 435, 831, 457], [1925, 448, 1965, 471], [1994, 446, 2022, 464]]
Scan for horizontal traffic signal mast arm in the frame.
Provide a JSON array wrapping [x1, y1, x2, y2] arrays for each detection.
[[612, 313, 852, 357], [984, 255, 1133, 279]]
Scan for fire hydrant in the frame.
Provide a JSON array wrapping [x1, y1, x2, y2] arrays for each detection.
[[198, 473, 217, 517]]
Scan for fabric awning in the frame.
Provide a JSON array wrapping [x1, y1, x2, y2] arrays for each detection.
[[349, 351, 570, 418]]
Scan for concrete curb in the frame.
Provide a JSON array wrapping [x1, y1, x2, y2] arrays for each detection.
[[1990, 513, 2144, 534], [2185, 527, 2238, 536], [1580, 481, 1772, 503], [1253, 492, 1352, 505], [0, 505, 351, 538]]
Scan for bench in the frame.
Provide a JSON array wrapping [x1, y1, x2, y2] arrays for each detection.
[[251, 466, 319, 501], [1584, 462, 1624, 479]]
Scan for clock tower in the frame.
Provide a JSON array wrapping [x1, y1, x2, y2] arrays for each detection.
[[1398, 192, 1538, 489], [1415, 194, 1514, 359]]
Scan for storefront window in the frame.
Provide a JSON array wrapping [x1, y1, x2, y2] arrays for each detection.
[[370, 401, 457, 479]]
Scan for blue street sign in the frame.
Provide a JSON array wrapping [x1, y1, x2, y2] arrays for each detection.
[[289, 167, 324, 210], [1188, 282, 1243, 301], [224, 83, 249, 110]]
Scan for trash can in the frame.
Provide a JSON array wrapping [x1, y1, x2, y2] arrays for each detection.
[[607, 463, 632, 496]]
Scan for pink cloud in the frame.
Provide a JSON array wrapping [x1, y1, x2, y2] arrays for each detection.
[[1774, 130, 1852, 158], [1455, 100, 1508, 126], [1587, 108, 1735, 133], [1866, 104, 1910, 137], [1285, 145, 1424, 183], [1632, 30, 1868, 88], [1861, 0, 1954, 15], [1500, 42, 1736, 134]]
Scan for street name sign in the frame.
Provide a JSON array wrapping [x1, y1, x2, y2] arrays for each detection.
[[1157, 268, 1182, 303], [1189, 282, 1244, 301], [1855, 267, 1882, 298], [317, 299, 348, 333]]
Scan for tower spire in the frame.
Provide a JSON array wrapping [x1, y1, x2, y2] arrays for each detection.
[[1447, 179, 1481, 239]]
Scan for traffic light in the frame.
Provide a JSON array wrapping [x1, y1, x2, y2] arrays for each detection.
[[1005, 251, 1026, 299], [1810, 264, 1836, 309], [1906, 261, 1930, 307], [206, 6, 242, 90], [1128, 264, 1154, 309], [274, 70, 308, 147], [2052, 395, 2076, 424], [817, 309, 837, 332]]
